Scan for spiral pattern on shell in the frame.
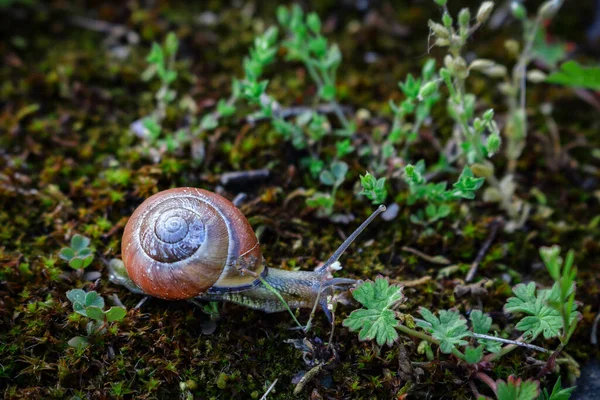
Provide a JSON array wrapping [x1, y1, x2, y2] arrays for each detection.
[[122, 188, 264, 300]]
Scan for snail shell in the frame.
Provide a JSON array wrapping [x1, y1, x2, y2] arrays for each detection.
[[122, 188, 265, 300]]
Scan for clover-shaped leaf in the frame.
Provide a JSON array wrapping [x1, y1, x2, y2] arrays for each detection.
[[105, 307, 127, 322], [59, 247, 75, 261], [85, 291, 105, 309], [86, 306, 105, 321], [68, 336, 89, 349], [66, 289, 86, 305], [70, 234, 90, 252]]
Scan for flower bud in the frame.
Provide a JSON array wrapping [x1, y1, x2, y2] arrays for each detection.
[[486, 133, 501, 157], [527, 70, 547, 83], [419, 81, 439, 99], [469, 59, 496, 71], [476, 2, 495, 24], [428, 20, 450, 38], [435, 38, 451, 47], [483, 109, 494, 121], [538, 0, 562, 19], [482, 65, 507, 78], [442, 12, 453, 27], [458, 8, 471, 29], [434, 0, 448, 6], [504, 39, 520, 57]]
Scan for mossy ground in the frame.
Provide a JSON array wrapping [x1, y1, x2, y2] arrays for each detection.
[[1, 1, 599, 399]]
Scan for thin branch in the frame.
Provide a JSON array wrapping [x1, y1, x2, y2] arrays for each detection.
[[259, 379, 278, 400], [466, 218, 502, 282], [472, 333, 551, 354]]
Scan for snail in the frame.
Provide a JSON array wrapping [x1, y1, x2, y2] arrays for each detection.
[[109, 187, 385, 320]]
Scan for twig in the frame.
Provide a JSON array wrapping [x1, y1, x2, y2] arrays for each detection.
[[591, 311, 600, 345], [474, 371, 497, 394], [259, 378, 278, 400], [134, 296, 149, 310], [398, 276, 432, 288], [465, 219, 502, 282], [472, 333, 551, 354], [401, 246, 450, 265], [293, 362, 325, 395]]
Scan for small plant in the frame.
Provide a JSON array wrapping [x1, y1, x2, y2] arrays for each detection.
[[359, 172, 387, 205], [403, 163, 484, 226], [344, 245, 579, 398], [342, 276, 404, 346], [66, 289, 127, 349], [495, 376, 540, 400], [141, 32, 179, 145], [58, 234, 94, 270]]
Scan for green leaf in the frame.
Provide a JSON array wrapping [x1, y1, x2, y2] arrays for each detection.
[[319, 170, 336, 186], [497, 376, 539, 400], [359, 172, 387, 205], [146, 42, 164, 65], [450, 167, 484, 199], [59, 247, 75, 261], [277, 6, 290, 25], [73, 302, 87, 317], [82, 255, 94, 268], [85, 306, 105, 321], [352, 277, 404, 310], [77, 248, 92, 257], [399, 74, 421, 99], [70, 234, 90, 252], [343, 277, 404, 347], [404, 163, 425, 185], [164, 32, 179, 56], [105, 307, 127, 322], [319, 84, 336, 101], [470, 310, 491, 334], [84, 291, 105, 309], [200, 114, 218, 131], [68, 336, 89, 349], [540, 377, 575, 400], [330, 161, 348, 183], [216, 99, 236, 117], [344, 308, 399, 346], [335, 139, 354, 158], [66, 289, 86, 306], [464, 345, 483, 364], [306, 12, 321, 33], [470, 310, 502, 353], [306, 192, 335, 212], [69, 258, 84, 270], [504, 282, 577, 339], [416, 308, 470, 354], [546, 61, 600, 90]]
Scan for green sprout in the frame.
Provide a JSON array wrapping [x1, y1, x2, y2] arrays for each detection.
[[142, 32, 179, 144], [66, 289, 127, 349], [359, 172, 387, 205], [59, 234, 94, 270]]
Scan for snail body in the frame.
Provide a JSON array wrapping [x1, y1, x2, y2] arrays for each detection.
[[109, 187, 384, 317]]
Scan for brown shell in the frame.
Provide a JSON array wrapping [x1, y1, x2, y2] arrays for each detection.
[[121, 188, 264, 300]]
